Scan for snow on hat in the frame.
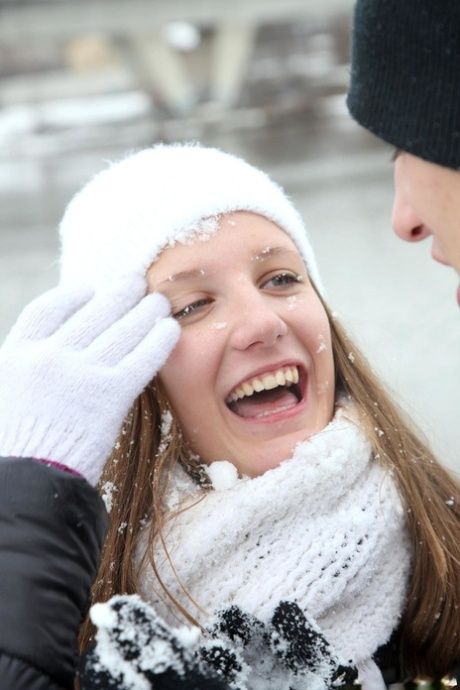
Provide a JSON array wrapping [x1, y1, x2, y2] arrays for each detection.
[[59, 143, 322, 291]]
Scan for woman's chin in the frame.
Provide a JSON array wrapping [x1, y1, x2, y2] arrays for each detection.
[[196, 415, 333, 478], [231, 437, 307, 478]]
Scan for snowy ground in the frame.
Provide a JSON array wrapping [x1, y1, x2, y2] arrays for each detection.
[[1, 112, 458, 473]]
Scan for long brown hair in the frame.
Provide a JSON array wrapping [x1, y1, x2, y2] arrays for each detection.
[[79, 295, 460, 680]]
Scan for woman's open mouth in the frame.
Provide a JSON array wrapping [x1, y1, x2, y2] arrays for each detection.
[[225, 364, 305, 421]]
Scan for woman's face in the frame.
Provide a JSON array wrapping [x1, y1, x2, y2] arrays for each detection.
[[147, 212, 335, 477]]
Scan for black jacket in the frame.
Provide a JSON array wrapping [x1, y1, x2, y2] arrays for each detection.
[[0, 457, 107, 690]]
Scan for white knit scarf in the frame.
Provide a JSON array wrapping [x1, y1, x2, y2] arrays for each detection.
[[138, 404, 411, 675]]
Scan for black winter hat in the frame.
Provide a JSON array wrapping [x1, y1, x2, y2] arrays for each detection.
[[347, 0, 460, 170]]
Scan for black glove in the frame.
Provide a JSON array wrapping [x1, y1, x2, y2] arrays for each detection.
[[270, 601, 358, 686], [204, 601, 358, 690], [82, 594, 357, 690], [81, 594, 230, 690]]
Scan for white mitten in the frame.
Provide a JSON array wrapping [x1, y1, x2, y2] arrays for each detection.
[[0, 278, 180, 485]]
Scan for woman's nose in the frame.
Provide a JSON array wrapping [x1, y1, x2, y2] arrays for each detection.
[[230, 293, 288, 351], [392, 191, 431, 243]]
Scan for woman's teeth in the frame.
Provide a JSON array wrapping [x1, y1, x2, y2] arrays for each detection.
[[227, 366, 299, 402]]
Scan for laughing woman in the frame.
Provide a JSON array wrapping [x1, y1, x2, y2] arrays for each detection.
[[0, 145, 459, 690]]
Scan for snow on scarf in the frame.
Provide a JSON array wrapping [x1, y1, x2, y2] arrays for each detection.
[[137, 402, 411, 684]]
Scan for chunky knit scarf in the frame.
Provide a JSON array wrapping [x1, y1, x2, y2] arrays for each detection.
[[138, 404, 411, 680]]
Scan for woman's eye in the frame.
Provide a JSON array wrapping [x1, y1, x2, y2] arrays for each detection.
[[263, 272, 303, 289], [173, 298, 212, 320]]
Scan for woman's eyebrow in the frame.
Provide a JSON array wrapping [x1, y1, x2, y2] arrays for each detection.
[[157, 268, 209, 287], [156, 247, 300, 287], [252, 246, 301, 262]]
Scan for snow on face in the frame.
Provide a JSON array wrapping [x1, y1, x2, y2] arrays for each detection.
[[147, 211, 335, 478]]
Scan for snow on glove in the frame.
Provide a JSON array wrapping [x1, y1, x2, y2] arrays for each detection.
[[201, 607, 257, 690], [0, 278, 180, 485], [269, 601, 358, 687], [85, 594, 230, 690], [206, 602, 358, 690]]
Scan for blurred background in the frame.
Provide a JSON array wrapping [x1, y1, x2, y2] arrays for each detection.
[[1, 0, 458, 471]]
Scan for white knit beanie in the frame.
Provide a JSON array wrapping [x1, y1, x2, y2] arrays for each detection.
[[59, 143, 322, 291]]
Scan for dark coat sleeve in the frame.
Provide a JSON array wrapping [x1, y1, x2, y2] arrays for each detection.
[[0, 457, 108, 690]]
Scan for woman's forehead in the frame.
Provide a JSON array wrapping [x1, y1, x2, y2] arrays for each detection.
[[148, 212, 302, 280]]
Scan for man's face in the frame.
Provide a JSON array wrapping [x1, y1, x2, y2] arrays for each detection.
[[392, 152, 460, 305]]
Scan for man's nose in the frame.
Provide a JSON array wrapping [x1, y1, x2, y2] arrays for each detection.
[[230, 292, 288, 351], [392, 192, 431, 243], [431, 237, 450, 265]]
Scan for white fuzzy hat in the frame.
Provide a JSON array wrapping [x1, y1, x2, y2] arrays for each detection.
[[59, 143, 322, 291]]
